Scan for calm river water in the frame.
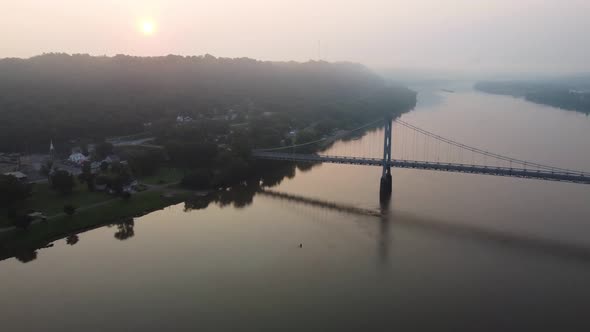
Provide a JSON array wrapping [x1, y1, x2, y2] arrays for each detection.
[[2, 85, 590, 331]]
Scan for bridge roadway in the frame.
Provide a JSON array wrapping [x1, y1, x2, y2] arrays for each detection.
[[252, 151, 590, 185]]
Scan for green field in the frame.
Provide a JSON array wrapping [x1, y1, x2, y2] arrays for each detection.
[[0, 182, 111, 228], [139, 167, 184, 185], [0, 167, 183, 229], [27, 182, 111, 216], [0, 190, 185, 250]]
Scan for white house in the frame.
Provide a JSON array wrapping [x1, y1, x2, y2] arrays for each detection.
[[68, 153, 89, 165]]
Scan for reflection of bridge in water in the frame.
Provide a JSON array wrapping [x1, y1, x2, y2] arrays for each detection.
[[254, 117, 590, 197], [259, 189, 590, 263], [258, 188, 391, 264], [258, 189, 381, 217]]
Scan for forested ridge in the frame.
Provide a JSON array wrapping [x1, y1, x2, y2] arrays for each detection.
[[475, 79, 590, 114], [0, 53, 415, 152]]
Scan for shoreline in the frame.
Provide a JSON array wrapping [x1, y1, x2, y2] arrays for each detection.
[[0, 185, 202, 261], [0, 110, 413, 261]]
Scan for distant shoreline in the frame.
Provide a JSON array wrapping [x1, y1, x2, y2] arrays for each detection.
[[474, 81, 590, 115]]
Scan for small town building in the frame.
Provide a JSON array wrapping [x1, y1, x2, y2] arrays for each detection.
[[104, 155, 120, 164], [68, 152, 89, 165], [3, 171, 28, 182], [90, 162, 102, 174], [0, 163, 16, 173]]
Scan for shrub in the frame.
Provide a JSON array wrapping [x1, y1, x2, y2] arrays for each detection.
[[51, 170, 75, 195], [64, 204, 77, 216], [181, 169, 212, 189]]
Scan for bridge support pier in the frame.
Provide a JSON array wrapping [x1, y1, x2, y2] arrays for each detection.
[[380, 171, 392, 199], [380, 116, 393, 200]]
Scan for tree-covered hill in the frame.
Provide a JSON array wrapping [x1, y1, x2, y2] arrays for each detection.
[[0, 53, 415, 152]]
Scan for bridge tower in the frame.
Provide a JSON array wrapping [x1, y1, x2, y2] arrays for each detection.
[[380, 116, 393, 199]]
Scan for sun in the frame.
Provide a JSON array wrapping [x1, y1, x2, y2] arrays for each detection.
[[140, 20, 155, 35]]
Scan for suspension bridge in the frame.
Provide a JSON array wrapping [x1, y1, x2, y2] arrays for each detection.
[[253, 116, 590, 197]]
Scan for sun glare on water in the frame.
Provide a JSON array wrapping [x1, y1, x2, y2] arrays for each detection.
[[140, 20, 155, 35]]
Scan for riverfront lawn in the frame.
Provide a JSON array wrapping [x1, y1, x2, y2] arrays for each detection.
[[139, 167, 184, 185], [0, 183, 111, 228], [0, 190, 184, 249], [27, 182, 110, 216], [27, 168, 183, 216], [0, 167, 183, 229]]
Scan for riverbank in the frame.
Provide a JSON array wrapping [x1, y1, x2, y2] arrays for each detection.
[[1, 167, 186, 229], [0, 166, 194, 258], [0, 90, 417, 260], [0, 187, 194, 261], [474, 80, 590, 114]]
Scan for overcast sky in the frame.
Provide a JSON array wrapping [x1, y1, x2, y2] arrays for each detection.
[[2, 0, 589, 74]]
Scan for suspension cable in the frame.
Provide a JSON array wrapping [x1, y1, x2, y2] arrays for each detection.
[[255, 115, 588, 176], [394, 119, 585, 174]]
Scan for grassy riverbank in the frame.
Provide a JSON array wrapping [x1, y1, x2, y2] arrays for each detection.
[[0, 168, 185, 229], [0, 182, 111, 228], [0, 189, 186, 255], [28, 182, 109, 215], [0, 166, 185, 249], [140, 167, 185, 185]]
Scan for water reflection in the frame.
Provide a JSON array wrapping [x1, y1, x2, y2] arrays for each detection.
[[0, 162, 306, 263], [257, 186, 590, 265], [256, 189, 380, 216], [7, 178, 590, 266], [14, 250, 37, 263], [184, 182, 258, 211], [113, 218, 135, 241], [66, 234, 79, 246], [378, 192, 392, 265], [184, 162, 325, 212]]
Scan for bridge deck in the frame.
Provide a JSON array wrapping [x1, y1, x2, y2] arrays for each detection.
[[253, 151, 590, 185]]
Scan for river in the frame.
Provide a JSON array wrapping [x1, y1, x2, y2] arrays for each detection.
[[2, 84, 590, 331]]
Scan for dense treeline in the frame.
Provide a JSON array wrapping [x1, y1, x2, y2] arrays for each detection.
[[154, 82, 415, 190], [0, 53, 408, 152], [475, 80, 590, 114], [0, 52, 417, 196]]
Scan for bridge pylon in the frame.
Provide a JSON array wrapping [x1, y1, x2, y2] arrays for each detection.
[[380, 116, 393, 199]]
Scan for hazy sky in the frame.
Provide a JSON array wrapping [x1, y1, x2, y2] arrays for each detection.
[[2, 0, 590, 73]]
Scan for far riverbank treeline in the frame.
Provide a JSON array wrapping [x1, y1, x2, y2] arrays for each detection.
[[0, 53, 415, 153], [475, 79, 590, 114], [0, 53, 416, 189]]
